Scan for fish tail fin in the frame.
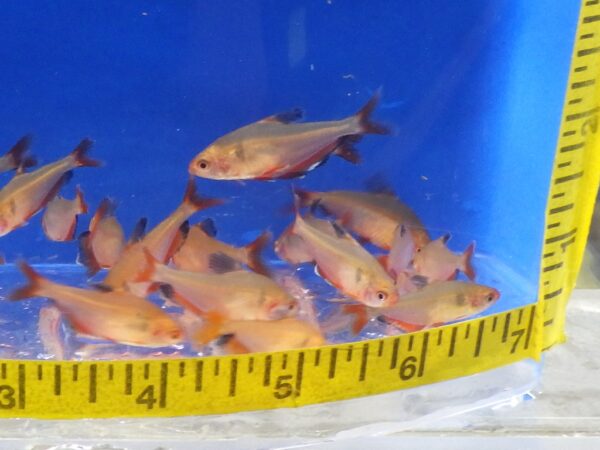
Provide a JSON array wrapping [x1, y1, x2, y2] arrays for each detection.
[[194, 311, 226, 346], [355, 88, 390, 135], [71, 138, 102, 168], [183, 177, 224, 213], [75, 185, 88, 214], [137, 248, 159, 282], [76, 231, 101, 277], [10, 261, 46, 300], [342, 304, 370, 335], [7, 135, 32, 168], [461, 241, 476, 281], [245, 231, 272, 276]]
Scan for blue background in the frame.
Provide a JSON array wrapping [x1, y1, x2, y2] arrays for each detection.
[[0, 1, 579, 290]]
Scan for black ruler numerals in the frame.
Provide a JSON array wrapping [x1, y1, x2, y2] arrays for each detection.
[[397, 333, 429, 381], [271, 353, 305, 400]]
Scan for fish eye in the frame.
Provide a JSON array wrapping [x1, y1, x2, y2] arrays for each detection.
[[197, 159, 209, 170], [377, 291, 388, 301], [416, 247, 422, 253], [486, 293, 494, 302]]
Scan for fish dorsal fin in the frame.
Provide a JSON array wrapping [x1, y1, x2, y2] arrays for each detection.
[[410, 274, 429, 288], [158, 283, 175, 299], [128, 217, 148, 244], [15, 155, 38, 175], [198, 218, 217, 237], [259, 108, 304, 124], [208, 252, 238, 274], [440, 233, 452, 244], [90, 283, 113, 292], [364, 174, 395, 196], [330, 221, 347, 239]]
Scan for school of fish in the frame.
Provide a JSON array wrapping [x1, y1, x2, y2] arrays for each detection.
[[0, 92, 500, 357]]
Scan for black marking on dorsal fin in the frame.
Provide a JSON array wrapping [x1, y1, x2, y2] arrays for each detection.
[[262, 108, 304, 124], [158, 283, 174, 299], [410, 275, 429, 289], [331, 221, 347, 238], [129, 217, 148, 244], [91, 283, 113, 292], [208, 252, 238, 274], [364, 173, 395, 196], [199, 218, 217, 237]]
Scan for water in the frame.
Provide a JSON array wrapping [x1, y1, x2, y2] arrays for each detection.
[[0, 0, 582, 437]]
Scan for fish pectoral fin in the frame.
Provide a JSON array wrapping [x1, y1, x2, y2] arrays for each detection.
[[208, 252, 238, 274], [259, 108, 304, 124]]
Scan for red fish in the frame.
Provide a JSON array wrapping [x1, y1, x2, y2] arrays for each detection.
[[42, 185, 87, 242], [0, 139, 99, 237], [412, 234, 476, 282], [189, 90, 389, 180], [10, 262, 184, 347]]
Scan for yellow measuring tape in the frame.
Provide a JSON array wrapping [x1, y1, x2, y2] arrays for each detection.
[[0, 2, 597, 420]]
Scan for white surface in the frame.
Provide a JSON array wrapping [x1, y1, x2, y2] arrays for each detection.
[[0, 290, 598, 449]]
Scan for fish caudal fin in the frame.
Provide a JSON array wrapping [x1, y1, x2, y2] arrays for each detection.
[[461, 242, 476, 281], [355, 88, 390, 135], [245, 231, 272, 276], [75, 185, 88, 214], [71, 138, 102, 168], [194, 311, 226, 346], [342, 304, 370, 335], [10, 262, 45, 301], [77, 231, 101, 277], [7, 135, 32, 169], [183, 178, 224, 213]]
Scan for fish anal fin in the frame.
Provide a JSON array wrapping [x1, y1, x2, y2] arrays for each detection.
[[385, 317, 425, 333], [333, 136, 361, 164], [223, 337, 250, 354], [195, 311, 226, 345], [342, 304, 370, 335]]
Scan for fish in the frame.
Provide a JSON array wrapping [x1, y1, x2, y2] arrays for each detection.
[[0, 139, 100, 237], [0, 135, 34, 173], [386, 224, 416, 278], [345, 281, 499, 334], [195, 312, 325, 354], [77, 198, 129, 275], [189, 90, 389, 180], [294, 188, 430, 250], [138, 249, 298, 321], [98, 179, 222, 291], [412, 234, 476, 282], [42, 185, 88, 242], [276, 201, 398, 307], [38, 305, 66, 360], [10, 262, 184, 347], [172, 218, 271, 275]]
